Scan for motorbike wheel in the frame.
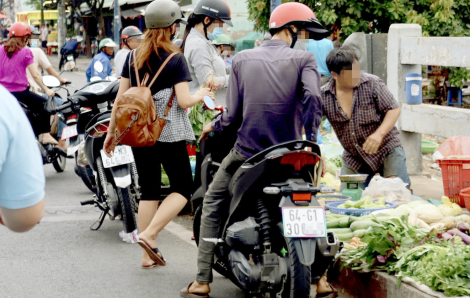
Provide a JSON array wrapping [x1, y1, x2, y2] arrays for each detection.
[[78, 165, 94, 192], [52, 155, 66, 172], [117, 187, 137, 233], [273, 233, 311, 298]]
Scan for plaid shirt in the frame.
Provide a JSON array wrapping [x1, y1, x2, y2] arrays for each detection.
[[321, 73, 401, 172]]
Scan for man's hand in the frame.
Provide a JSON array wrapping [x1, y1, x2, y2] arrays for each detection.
[[59, 77, 68, 85], [362, 132, 384, 155], [199, 123, 214, 142], [45, 88, 55, 98]]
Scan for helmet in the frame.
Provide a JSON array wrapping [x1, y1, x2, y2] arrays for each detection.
[[121, 26, 143, 39], [9, 22, 31, 38], [145, 0, 185, 29], [269, 2, 328, 40], [99, 38, 118, 49], [29, 25, 40, 35], [213, 34, 233, 46], [193, 0, 232, 27]]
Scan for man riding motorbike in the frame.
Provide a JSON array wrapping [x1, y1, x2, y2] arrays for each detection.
[[114, 26, 143, 78], [181, 2, 331, 297], [59, 37, 79, 71], [85, 38, 117, 82]]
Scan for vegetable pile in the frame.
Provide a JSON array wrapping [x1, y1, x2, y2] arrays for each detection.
[[337, 196, 387, 209]]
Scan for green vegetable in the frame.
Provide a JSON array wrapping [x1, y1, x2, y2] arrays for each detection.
[[353, 229, 367, 238], [339, 219, 350, 228], [350, 221, 380, 232], [336, 232, 354, 242], [326, 219, 340, 228], [337, 196, 387, 210], [188, 102, 216, 151], [327, 228, 353, 235]]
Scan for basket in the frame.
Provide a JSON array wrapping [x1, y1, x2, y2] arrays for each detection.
[[326, 201, 397, 217], [437, 159, 470, 207], [461, 187, 470, 212], [317, 195, 350, 209], [422, 140, 439, 154]]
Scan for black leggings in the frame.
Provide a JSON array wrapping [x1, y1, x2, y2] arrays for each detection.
[[132, 141, 193, 201], [11, 89, 50, 135]]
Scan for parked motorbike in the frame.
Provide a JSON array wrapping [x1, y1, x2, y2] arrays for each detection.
[[192, 134, 340, 297], [55, 79, 140, 233]]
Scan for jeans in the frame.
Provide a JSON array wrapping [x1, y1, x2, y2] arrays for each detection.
[[340, 146, 410, 190], [196, 148, 246, 284], [42, 94, 66, 137]]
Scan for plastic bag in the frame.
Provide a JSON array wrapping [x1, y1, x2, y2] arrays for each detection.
[[437, 196, 463, 216], [77, 141, 89, 166], [436, 136, 470, 158], [362, 176, 412, 205]]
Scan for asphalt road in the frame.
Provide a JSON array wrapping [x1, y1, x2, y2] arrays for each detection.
[[0, 71, 248, 298]]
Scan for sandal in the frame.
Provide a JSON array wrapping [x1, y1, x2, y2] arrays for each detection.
[[142, 263, 158, 269], [180, 282, 210, 298], [137, 240, 166, 266], [316, 284, 338, 298]]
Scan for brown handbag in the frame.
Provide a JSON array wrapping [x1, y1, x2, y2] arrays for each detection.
[[104, 51, 176, 155]]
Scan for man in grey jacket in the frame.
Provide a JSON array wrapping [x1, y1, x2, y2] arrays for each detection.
[[181, 2, 330, 297]]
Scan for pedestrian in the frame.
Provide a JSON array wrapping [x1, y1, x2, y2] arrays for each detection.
[[180, 2, 330, 297], [85, 38, 117, 82], [321, 46, 410, 189], [0, 22, 57, 144], [0, 84, 45, 233], [114, 26, 143, 79], [307, 37, 334, 86], [58, 37, 79, 71], [26, 25, 69, 152], [102, 0, 214, 269], [180, 0, 232, 106], [40, 24, 48, 51]]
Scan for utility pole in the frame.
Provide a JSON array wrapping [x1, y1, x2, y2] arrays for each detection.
[[113, 0, 120, 52], [271, 0, 281, 13], [40, 0, 44, 24], [58, 0, 66, 57]]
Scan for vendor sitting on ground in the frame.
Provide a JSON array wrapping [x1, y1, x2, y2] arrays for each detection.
[[321, 46, 410, 190]]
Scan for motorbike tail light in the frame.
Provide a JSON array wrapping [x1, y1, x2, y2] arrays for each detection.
[[280, 151, 320, 171], [91, 123, 109, 137], [292, 193, 311, 202], [68, 115, 77, 120]]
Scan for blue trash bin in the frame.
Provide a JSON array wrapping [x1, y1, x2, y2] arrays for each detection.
[[405, 73, 422, 105]]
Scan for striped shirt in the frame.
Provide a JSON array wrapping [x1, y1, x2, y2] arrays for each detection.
[[321, 73, 401, 172]]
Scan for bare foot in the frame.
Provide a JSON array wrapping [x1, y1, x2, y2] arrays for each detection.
[[188, 281, 210, 295], [57, 139, 67, 151], [139, 232, 162, 266], [41, 133, 58, 145], [317, 275, 334, 294]]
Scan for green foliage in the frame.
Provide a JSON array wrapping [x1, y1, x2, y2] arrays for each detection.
[[188, 103, 216, 151], [447, 67, 470, 89]]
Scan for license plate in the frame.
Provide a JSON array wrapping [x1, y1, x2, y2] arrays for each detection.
[[282, 207, 326, 238], [100, 145, 134, 168], [61, 125, 78, 140], [67, 55, 74, 61]]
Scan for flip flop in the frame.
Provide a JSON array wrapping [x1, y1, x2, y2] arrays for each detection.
[[142, 263, 158, 269], [180, 283, 209, 298], [316, 284, 338, 298], [137, 240, 166, 266]]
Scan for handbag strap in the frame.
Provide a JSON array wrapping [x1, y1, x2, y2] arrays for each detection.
[[133, 50, 141, 87], [164, 91, 175, 117], [105, 113, 139, 155], [133, 51, 177, 88], [147, 53, 177, 89]]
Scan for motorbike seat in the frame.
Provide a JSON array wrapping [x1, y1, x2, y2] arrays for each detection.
[[85, 110, 111, 132]]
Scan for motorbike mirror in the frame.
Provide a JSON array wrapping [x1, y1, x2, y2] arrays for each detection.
[[94, 61, 104, 73], [64, 61, 76, 71], [202, 95, 215, 110], [42, 75, 61, 88], [90, 76, 102, 82]]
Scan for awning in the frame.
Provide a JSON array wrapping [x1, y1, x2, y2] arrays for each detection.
[[121, 5, 147, 19], [103, 0, 150, 9], [0, 13, 7, 19], [180, 3, 195, 12]]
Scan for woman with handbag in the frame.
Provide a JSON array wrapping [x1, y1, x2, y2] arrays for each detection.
[[0, 22, 57, 144], [103, 0, 214, 269]]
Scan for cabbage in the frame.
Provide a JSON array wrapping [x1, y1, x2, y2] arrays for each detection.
[[391, 205, 412, 218], [406, 201, 433, 209]]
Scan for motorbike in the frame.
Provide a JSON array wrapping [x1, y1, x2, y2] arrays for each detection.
[[54, 78, 140, 234], [192, 131, 340, 297], [20, 75, 73, 172]]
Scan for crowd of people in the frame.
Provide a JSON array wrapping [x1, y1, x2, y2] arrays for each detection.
[[0, 0, 410, 297]]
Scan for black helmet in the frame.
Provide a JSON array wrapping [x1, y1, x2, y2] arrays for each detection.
[[193, 0, 232, 27], [121, 26, 143, 39]]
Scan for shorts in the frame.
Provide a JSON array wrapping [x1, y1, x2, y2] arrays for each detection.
[[340, 146, 410, 190], [42, 41, 47, 48], [132, 141, 193, 201]]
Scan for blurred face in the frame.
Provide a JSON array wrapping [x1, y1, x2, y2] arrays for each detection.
[[127, 37, 142, 50], [205, 18, 224, 33], [104, 46, 114, 56], [332, 60, 361, 89]]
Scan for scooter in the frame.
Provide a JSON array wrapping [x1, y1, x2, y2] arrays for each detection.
[[192, 131, 340, 297], [54, 79, 140, 234]]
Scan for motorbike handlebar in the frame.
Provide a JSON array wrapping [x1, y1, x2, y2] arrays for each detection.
[[54, 101, 73, 113]]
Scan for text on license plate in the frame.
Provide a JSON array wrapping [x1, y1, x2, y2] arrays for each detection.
[[61, 125, 78, 140], [282, 207, 326, 238], [100, 145, 134, 168]]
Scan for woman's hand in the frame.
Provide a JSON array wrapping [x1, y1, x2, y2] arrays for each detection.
[[103, 134, 115, 157], [195, 88, 215, 102], [45, 88, 55, 98], [59, 77, 69, 85]]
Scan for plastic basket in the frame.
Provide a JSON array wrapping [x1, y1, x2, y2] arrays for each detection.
[[461, 187, 470, 212], [317, 195, 351, 210], [326, 201, 397, 217], [422, 140, 439, 154], [437, 159, 470, 207]]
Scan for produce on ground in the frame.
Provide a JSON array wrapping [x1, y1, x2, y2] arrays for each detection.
[[321, 173, 340, 192], [337, 196, 387, 209], [438, 196, 463, 216]]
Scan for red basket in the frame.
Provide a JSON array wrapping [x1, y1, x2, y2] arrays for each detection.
[[437, 159, 470, 207], [187, 144, 197, 156], [461, 187, 470, 212]]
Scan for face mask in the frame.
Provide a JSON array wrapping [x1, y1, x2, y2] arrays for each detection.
[[171, 31, 178, 42], [31, 39, 39, 48], [207, 27, 223, 40]]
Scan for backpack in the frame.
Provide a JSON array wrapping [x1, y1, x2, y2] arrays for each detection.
[[105, 50, 176, 155]]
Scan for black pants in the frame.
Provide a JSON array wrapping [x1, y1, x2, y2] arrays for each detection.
[[132, 141, 193, 201], [11, 89, 50, 136], [59, 50, 78, 71]]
